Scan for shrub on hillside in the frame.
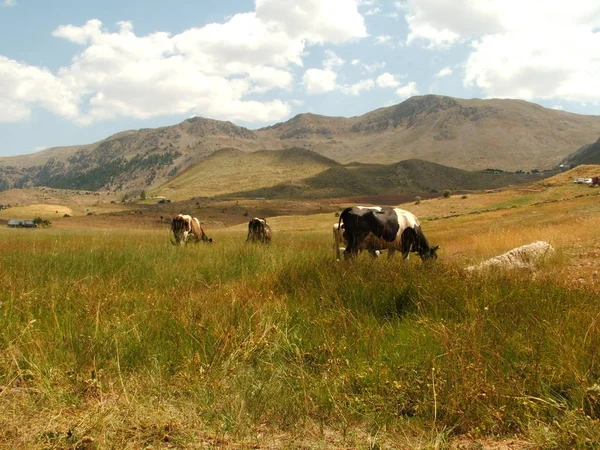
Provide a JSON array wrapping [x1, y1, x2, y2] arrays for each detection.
[[33, 217, 51, 227]]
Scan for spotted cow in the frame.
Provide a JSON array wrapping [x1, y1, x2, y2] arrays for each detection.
[[338, 206, 438, 261]]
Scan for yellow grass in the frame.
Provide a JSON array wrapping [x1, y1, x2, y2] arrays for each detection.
[[152, 148, 335, 201], [0, 203, 73, 219]]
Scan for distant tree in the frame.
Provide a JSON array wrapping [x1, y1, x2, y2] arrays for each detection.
[[140, 190, 147, 200], [443, 189, 451, 198], [414, 196, 422, 205], [33, 217, 51, 227]]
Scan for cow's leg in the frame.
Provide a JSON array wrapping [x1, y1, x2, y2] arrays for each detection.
[[401, 229, 415, 259], [387, 248, 395, 259]]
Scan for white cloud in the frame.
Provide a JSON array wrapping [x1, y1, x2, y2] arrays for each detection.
[[464, 27, 600, 102], [434, 67, 453, 78], [351, 59, 361, 65], [399, 0, 600, 103], [0, 56, 79, 122], [323, 50, 345, 71], [376, 72, 401, 88], [396, 81, 419, 99], [375, 35, 392, 44], [341, 79, 375, 95], [0, 0, 370, 125], [365, 7, 381, 16], [361, 61, 386, 73], [303, 68, 338, 94], [1, 0, 16, 6], [255, 0, 368, 44]]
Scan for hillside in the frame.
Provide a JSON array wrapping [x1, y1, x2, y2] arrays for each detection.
[[1, 95, 600, 194], [0, 117, 261, 193], [153, 147, 340, 201], [154, 148, 550, 200], [560, 137, 600, 166], [257, 96, 600, 170]]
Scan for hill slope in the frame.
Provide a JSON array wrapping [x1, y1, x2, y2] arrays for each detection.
[[0, 117, 260, 192], [560, 137, 600, 166], [155, 148, 549, 200], [1, 95, 600, 194], [257, 96, 600, 171], [153, 147, 340, 201]]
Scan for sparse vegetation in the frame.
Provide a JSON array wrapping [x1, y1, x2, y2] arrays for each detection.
[[443, 189, 451, 198], [415, 195, 422, 204], [32, 216, 51, 227]]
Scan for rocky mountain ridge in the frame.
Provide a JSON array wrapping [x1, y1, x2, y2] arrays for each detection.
[[1, 95, 599, 193]]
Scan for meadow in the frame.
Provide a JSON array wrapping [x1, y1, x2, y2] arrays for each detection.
[[1, 183, 599, 450]]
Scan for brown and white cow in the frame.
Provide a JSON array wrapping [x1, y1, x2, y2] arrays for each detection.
[[171, 214, 213, 246], [338, 206, 438, 261], [246, 217, 272, 244]]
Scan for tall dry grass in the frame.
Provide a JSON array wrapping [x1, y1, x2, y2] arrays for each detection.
[[0, 224, 599, 449]]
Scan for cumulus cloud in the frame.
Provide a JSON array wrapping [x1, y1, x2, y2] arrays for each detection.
[[323, 50, 345, 71], [341, 79, 375, 95], [255, 0, 367, 44], [1, 0, 16, 6], [0, 56, 79, 122], [0, 0, 369, 124], [376, 72, 401, 88], [303, 68, 338, 94], [396, 81, 419, 99], [434, 67, 453, 78], [399, 0, 600, 103]]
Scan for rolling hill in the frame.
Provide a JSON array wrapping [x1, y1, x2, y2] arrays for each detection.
[[154, 147, 340, 201], [153, 147, 550, 200], [560, 137, 600, 166], [1, 95, 600, 194]]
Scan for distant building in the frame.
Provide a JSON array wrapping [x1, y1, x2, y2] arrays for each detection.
[[7, 219, 37, 228]]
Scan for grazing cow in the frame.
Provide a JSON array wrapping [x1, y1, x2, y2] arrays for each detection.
[[333, 220, 382, 260], [171, 214, 213, 245], [246, 217, 272, 244], [338, 206, 438, 261]]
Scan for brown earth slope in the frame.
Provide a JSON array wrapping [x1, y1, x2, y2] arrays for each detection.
[[1, 95, 599, 194]]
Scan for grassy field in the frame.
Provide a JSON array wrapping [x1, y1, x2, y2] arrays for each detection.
[[1, 181, 600, 449]]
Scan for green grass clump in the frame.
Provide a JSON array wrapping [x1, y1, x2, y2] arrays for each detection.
[[1, 228, 599, 448]]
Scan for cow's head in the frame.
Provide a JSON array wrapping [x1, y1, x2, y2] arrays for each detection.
[[421, 244, 439, 261]]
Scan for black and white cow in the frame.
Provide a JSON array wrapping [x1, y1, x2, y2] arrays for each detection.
[[246, 217, 272, 244], [338, 206, 438, 261]]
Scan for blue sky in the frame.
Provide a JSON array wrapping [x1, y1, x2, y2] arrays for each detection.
[[1, 0, 599, 157]]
